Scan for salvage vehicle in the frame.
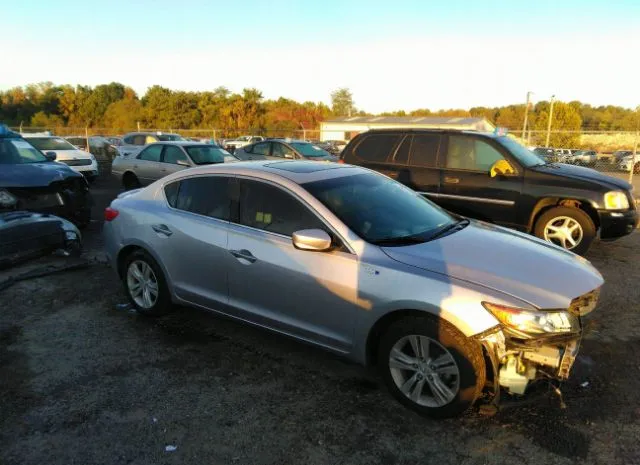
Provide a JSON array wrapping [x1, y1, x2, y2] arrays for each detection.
[[112, 141, 237, 190], [339, 129, 638, 254], [23, 134, 99, 183], [234, 139, 338, 162], [104, 160, 603, 418], [223, 135, 265, 153], [118, 132, 185, 157], [0, 125, 92, 227], [0, 210, 81, 269]]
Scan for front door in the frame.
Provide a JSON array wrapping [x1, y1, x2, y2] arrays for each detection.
[[226, 178, 360, 352], [134, 144, 164, 185], [437, 135, 523, 228]]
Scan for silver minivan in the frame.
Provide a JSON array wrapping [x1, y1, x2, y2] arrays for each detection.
[[104, 161, 603, 418]]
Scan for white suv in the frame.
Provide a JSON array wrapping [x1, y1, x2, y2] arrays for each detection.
[[22, 134, 99, 182]]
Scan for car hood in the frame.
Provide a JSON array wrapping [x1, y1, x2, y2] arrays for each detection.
[[49, 149, 92, 160], [381, 221, 604, 310], [0, 162, 82, 188], [531, 163, 631, 190]]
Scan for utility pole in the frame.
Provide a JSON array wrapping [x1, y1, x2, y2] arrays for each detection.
[[137, 121, 141, 132], [522, 91, 532, 141], [545, 95, 556, 148], [629, 105, 639, 183]]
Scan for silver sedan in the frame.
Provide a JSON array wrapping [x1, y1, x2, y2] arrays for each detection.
[[103, 161, 603, 418], [112, 141, 237, 190]]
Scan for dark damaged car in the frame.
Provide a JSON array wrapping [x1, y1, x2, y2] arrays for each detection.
[[0, 126, 92, 227]]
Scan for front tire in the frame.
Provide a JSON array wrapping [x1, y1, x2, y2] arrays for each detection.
[[378, 316, 486, 418], [534, 206, 596, 255], [123, 172, 140, 191], [123, 250, 172, 316]]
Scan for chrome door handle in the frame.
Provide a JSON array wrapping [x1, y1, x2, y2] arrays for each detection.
[[152, 224, 173, 236], [444, 176, 460, 184], [229, 249, 257, 263]]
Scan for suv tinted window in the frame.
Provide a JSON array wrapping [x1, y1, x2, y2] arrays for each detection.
[[446, 136, 505, 172], [138, 144, 162, 162], [354, 134, 400, 163], [392, 136, 411, 164], [409, 134, 440, 167], [162, 145, 189, 165], [171, 176, 230, 220], [239, 179, 324, 236]]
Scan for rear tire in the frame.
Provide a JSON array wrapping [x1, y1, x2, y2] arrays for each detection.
[[123, 172, 140, 191], [122, 250, 172, 316], [377, 316, 486, 418], [534, 206, 595, 255]]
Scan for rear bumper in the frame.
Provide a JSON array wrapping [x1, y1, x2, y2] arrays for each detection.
[[599, 209, 638, 239]]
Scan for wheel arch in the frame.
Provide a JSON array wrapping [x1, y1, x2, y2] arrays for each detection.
[[528, 197, 600, 232], [116, 242, 173, 291]]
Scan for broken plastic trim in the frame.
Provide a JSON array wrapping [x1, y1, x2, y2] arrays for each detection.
[[0, 260, 89, 292]]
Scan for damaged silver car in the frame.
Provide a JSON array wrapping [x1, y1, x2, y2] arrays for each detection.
[[104, 161, 603, 418]]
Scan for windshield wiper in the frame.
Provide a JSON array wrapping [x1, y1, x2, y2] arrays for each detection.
[[427, 218, 470, 241], [370, 235, 429, 246]]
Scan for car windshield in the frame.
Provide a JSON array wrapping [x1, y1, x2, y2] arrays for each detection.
[[185, 146, 228, 164], [28, 137, 77, 151], [0, 139, 48, 164], [157, 134, 185, 141], [291, 142, 331, 157], [497, 137, 546, 167], [304, 172, 457, 245]]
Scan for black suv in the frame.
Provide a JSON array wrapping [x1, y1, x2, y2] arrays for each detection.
[[0, 125, 92, 227], [340, 129, 637, 254]]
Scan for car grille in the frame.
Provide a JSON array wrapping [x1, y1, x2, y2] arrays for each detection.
[[569, 288, 600, 316], [60, 159, 92, 166]]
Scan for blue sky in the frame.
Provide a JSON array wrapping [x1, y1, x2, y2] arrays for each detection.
[[4, 0, 639, 112]]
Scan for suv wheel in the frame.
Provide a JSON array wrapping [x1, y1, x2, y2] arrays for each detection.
[[378, 316, 486, 418], [534, 206, 596, 255], [123, 250, 172, 316], [123, 172, 140, 190]]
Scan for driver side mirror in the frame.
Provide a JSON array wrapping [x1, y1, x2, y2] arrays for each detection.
[[284, 153, 295, 159], [176, 159, 191, 167], [44, 151, 57, 161], [292, 229, 332, 252], [490, 159, 516, 178]]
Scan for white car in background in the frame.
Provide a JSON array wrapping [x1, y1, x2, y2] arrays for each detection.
[[618, 153, 639, 173], [223, 135, 265, 152], [22, 134, 99, 182]]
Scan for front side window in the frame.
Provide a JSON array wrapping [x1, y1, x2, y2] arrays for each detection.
[[304, 172, 456, 245], [0, 139, 48, 164], [252, 142, 270, 156], [239, 179, 324, 236], [445, 136, 506, 172], [162, 145, 189, 165], [271, 142, 295, 158], [185, 146, 227, 164], [353, 134, 401, 163], [138, 144, 163, 162], [167, 176, 230, 220], [28, 137, 77, 151]]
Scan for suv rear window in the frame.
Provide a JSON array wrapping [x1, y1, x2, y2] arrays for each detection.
[[354, 134, 400, 163]]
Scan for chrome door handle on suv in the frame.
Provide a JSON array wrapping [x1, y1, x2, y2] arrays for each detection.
[[229, 249, 257, 263], [444, 176, 460, 184]]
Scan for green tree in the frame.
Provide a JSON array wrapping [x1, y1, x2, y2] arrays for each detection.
[[330, 88, 355, 116], [30, 111, 65, 128], [103, 99, 144, 131], [532, 101, 582, 147]]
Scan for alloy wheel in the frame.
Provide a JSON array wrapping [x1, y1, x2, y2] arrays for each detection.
[[388, 335, 460, 407], [126, 260, 159, 309], [543, 216, 583, 250]]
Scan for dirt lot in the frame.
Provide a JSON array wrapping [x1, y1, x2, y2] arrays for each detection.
[[1, 176, 640, 465]]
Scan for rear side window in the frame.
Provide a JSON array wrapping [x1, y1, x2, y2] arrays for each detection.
[[392, 136, 411, 165], [409, 134, 440, 167], [354, 134, 400, 163], [252, 142, 270, 156], [168, 176, 230, 220]]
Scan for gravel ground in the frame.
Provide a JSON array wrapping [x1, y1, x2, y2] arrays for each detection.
[[1, 176, 640, 465]]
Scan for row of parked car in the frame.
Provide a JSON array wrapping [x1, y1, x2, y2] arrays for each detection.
[[532, 146, 639, 172]]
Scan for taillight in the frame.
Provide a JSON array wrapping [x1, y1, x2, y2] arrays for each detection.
[[337, 158, 345, 164], [104, 207, 119, 222]]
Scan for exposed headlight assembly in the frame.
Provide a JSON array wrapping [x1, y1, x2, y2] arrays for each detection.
[[604, 191, 629, 210], [482, 302, 579, 336]]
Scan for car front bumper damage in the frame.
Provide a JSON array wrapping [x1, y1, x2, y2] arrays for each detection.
[[477, 288, 599, 404]]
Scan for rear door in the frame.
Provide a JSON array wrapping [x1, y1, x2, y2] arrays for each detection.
[[156, 176, 232, 308], [394, 133, 442, 197], [134, 144, 164, 185], [437, 134, 523, 227], [343, 133, 402, 178]]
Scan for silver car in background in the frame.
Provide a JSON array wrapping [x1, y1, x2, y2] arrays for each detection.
[[234, 139, 338, 162], [112, 141, 237, 189], [103, 161, 603, 418]]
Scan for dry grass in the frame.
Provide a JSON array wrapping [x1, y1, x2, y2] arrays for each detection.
[[580, 133, 638, 153]]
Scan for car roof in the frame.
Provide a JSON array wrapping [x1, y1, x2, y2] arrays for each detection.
[[358, 128, 500, 139], [150, 141, 211, 146], [123, 132, 182, 136], [166, 160, 363, 184]]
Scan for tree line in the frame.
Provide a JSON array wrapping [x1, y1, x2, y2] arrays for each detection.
[[1, 82, 637, 141]]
